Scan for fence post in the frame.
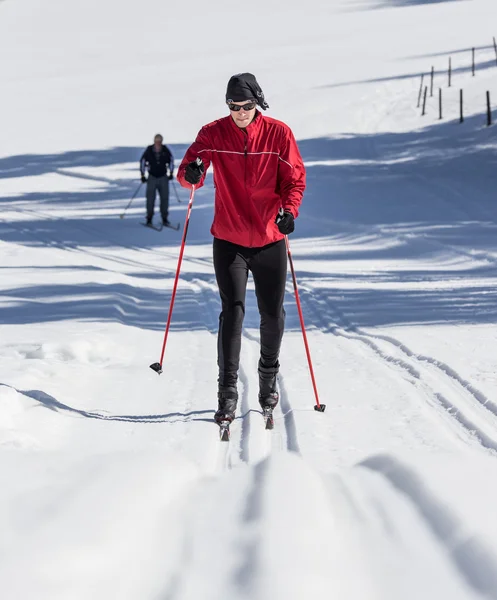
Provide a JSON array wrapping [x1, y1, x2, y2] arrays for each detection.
[[417, 74, 425, 108], [460, 89, 464, 123], [439, 88, 443, 120], [430, 66, 434, 97], [448, 57, 452, 87], [493, 37, 497, 67], [487, 91, 492, 126], [422, 86, 428, 116], [472, 47, 475, 76]]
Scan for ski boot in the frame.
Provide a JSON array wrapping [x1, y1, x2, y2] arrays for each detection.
[[215, 386, 238, 441], [214, 386, 238, 425], [258, 360, 279, 430]]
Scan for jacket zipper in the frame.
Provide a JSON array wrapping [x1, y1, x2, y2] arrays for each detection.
[[243, 132, 253, 247]]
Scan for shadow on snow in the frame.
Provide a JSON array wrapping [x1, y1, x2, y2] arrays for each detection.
[[0, 383, 214, 424], [1, 113, 497, 330]]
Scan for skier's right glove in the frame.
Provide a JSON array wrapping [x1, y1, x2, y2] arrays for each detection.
[[184, 158, 204, 185], [141, 174, 147, 183]]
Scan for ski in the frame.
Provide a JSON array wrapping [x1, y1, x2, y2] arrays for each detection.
[[164, 221, 180, 231], [219, 421, 230, 442], [262, 407, 274, 430], [141, 222, 163, 232], [141, 221, 180, 232]]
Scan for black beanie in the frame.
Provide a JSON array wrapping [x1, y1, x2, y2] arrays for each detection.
[[226, 73, 269, 110]]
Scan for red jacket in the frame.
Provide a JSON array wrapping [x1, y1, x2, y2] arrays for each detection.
[[177, 111, 305, 248]]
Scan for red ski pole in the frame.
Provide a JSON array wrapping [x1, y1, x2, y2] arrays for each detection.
[[285, 235, 326, 412], [150, 181, 197, 375]]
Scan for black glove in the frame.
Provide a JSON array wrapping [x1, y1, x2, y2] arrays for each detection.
[[184, 158, 204, 185], [275, 210, 295, 235], [141, 174, 147, 183], [168, 172, 174, 181]]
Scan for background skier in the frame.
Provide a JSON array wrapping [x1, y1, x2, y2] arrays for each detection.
[[177, 73, 305, 425], [140, 134, 174, 227]]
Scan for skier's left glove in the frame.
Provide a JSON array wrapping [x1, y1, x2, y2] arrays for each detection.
[[168, 172, 174, 181], [275, 210, 295, 235]]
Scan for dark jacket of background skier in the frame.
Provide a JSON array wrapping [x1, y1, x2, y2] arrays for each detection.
[[140, 144, 174, 178]]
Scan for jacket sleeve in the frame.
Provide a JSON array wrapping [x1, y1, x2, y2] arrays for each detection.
[[277, 127, 306, 218], [176, 127, 213, 189], [140, 148, 148, 175], [165, 145, 174, 173]]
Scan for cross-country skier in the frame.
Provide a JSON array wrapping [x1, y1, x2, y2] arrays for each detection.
[[177, 73, 305, 426], [140, 134, 174, 227]]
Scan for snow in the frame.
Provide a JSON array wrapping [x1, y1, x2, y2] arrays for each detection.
[[2, 0, 497, 597]]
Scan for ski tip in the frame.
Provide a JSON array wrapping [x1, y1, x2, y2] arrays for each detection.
[[314, 404, 326, 413]]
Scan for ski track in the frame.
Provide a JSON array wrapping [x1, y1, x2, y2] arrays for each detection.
[[299, 86, 497, 445], [277, 371, 301, 455], [299, 284, 497, 453], [312, 73, 497, 452], [194, 277, 301, 464], [194, 278, 243, 472], [360, 454, 497, 599]]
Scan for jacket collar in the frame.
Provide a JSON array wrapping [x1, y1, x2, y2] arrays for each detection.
[[228, 110, 262, 137]]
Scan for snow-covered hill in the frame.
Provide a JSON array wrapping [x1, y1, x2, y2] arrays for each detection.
[[1, 0, 497, 598]]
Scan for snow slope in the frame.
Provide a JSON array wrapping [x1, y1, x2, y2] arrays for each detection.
[[2, 0, 497, 597]]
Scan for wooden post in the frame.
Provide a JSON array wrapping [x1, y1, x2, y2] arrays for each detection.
[[460, 89, 464, 123], [439, 88, 443, 120], [430, 66, 434, 96], [417, 74, 425, 108], [487, 91, 492, 126], [448, 57, 452, 87], [472, 47, 475, 76], [422, 86, 428, 116], [493, 37, 497, 67]]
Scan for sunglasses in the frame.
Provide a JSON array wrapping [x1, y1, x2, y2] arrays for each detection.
[[228, 101, 257, 112]]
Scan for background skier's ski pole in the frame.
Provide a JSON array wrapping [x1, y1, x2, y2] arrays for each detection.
[[119, 182, 143, 219], [285, 235, 326, 412], [172, 180, 183, 203], [150, 182, 197, 374]]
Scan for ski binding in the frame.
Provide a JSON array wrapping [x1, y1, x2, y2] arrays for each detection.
[[263, 407, 274, 430], [219, 421, 230, 442]]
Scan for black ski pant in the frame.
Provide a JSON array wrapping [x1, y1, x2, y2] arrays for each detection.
[[146, 175, 169, 222], [213, 237, 287, 389]]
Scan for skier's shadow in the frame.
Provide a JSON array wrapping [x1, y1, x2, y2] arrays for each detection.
[[0, 383, 214, 424]]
